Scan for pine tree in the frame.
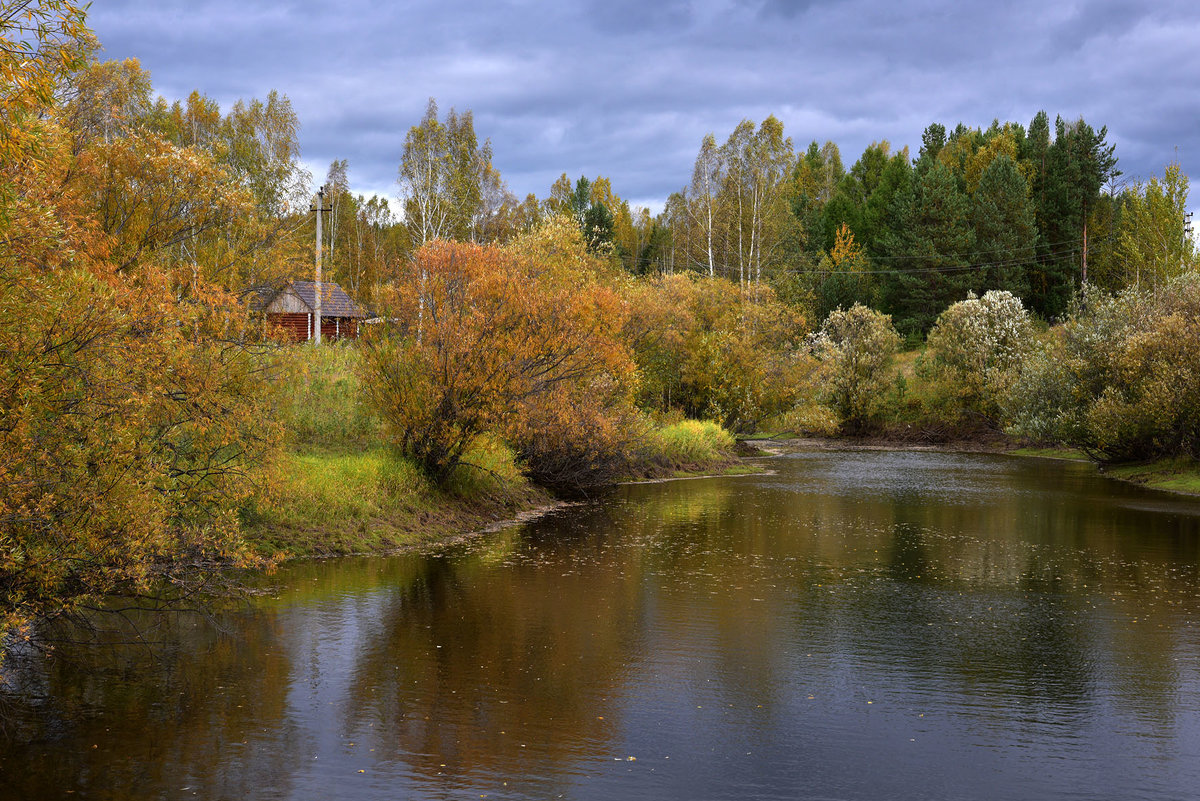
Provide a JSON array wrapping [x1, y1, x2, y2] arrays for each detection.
[[973, 154, 1036, 298], [1029, 116, 1118, 318], [880, 162, 976, 336]]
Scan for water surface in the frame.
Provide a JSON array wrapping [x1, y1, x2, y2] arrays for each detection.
[[4, 451, 1200, 800]]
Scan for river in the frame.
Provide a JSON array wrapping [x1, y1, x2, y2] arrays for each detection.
[[3, 450, 1200, 800]]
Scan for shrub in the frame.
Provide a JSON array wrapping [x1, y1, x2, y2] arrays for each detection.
[[1, 265, 278, 647], [1004, 273, 1200, 461], [643, 420, 736, 472], [809, 303, 901, 432], [623, 274, 806, 433], [923, 290, 1033, 421], [361, 224, 636, 487]]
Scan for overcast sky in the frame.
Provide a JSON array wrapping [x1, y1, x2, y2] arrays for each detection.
[[88, 0, 1199, 214]]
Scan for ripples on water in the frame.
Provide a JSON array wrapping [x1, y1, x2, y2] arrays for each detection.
[[3, 451, 1200, 800]]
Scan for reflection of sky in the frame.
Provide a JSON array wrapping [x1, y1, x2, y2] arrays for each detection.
[[276, 589, 392, 799]]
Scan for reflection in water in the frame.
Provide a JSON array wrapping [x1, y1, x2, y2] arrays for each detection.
[[3, 451, 1200, 800]]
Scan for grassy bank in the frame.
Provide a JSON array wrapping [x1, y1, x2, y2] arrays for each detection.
[[246, 345, 745, 557], [640, 419, 748, 478], [1005, 446, 1200, 497], [243, 345, 550, 557], [1008, 446, 1091, 461], [1102, 458, 1200, 496], [246, 445, 552, 558]]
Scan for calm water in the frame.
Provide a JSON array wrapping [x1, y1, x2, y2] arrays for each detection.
[[4, 451, 1200, 800]]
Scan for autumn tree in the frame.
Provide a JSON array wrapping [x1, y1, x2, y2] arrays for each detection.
[[61, 59, 309, 293], [0, 0, 91, 188], [1112, 163, 1194, 289], [360, 219, 636, 489], [622, 273, 806, 432], [812, 223, 874, 322], [685, 133, 724, 275], [3, 10, 280, 663], [716, 116, 795, 285]]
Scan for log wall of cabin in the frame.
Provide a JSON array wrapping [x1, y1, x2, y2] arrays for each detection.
[[267, 313, 359, 343]]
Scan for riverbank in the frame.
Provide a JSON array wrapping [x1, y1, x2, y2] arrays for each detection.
[[255, 346, 751, 558], [246, 439, 755, 559], [244, 446, 557, 558]]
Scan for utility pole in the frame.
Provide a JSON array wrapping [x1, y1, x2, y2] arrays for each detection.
[[1185, 211, 1194, 273], [310, 185, 329, 345], [1081, 220, 1088, 287]]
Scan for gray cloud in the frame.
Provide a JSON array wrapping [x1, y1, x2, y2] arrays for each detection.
[[88, 0, 1199, 209]]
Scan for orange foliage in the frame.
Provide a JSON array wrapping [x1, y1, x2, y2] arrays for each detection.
[[2, 10, 282, 655], [361, 220, 638, 489]]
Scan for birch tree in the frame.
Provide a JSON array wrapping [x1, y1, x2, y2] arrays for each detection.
[[396, 98, 503, 246], [687, 133, 723, 276]]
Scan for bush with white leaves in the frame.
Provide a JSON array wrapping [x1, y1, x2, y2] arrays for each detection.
[[809, 303, 901, 432], [924, 290, 1034, 420]]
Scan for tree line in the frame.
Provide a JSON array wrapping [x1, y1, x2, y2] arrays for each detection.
[[307, 98, 1191, 344]]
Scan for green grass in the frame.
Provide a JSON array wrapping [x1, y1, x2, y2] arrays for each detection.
[[1010, 446, 1092, 462], [1104, 458, 1200, 496], [246, 346, 550, 557], [269, 449, 427, 527], [246, 444, 549, 558], [273, 343, 380, 454], [646, 419, 736, 469], [668, 464, 764, 479]]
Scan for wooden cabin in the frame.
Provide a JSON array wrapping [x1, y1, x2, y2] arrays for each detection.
[[253, 280, 367, 342]]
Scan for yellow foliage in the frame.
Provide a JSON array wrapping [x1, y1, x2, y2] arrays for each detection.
[[623, 273, 806, 432], [2, 12, 285, 660]]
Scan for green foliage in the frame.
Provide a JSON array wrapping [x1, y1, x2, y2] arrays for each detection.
[[264, 449, 427, 532], [1113, 163, 1194, 288], [973, 155, 1036, 296], [623, 273, 806, 433], [442, 436, 527, 499], [810, 223, 874, 323], [1029, 115, 1119, 318], [642, 420, 736, 473], [880, 162, 976, 336], [1005, 273, 1200, 461], [274, 344, 379, 453]]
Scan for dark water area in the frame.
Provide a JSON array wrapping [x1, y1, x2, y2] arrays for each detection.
[[4, 451, 1200, 800]]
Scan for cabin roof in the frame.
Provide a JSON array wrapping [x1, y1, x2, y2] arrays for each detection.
[[251, 280, 366, 318]]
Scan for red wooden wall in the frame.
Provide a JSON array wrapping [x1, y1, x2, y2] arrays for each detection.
[[267, 313, 359, 343]]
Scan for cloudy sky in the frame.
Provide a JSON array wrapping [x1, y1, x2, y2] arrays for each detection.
[[88, 0, 1199, 213]]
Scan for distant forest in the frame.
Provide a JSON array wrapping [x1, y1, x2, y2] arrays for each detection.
[[306, 97, 1188, 337]]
